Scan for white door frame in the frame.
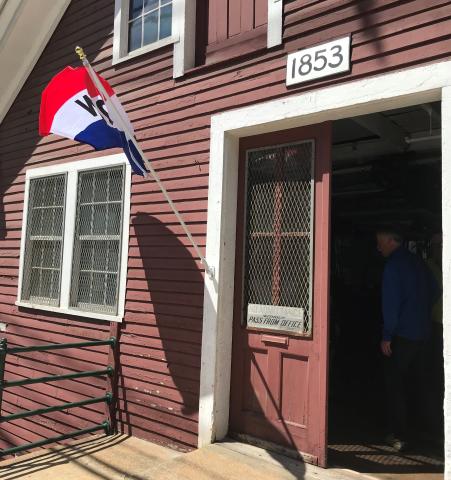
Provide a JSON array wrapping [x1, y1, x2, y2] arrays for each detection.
[[199, 58, 451, 476]]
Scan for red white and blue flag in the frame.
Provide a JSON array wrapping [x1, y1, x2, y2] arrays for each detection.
[[39, 66, 147, 176]]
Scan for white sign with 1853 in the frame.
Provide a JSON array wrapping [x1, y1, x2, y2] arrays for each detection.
[[286, 36, 351, 86]]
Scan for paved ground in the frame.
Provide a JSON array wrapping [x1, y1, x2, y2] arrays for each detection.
[[0, 434, 445, 480]]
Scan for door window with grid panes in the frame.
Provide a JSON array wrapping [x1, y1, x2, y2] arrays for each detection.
[[17, 157, 131, 322], [128, 0, 172, 52], [244, 142, 315, 335]]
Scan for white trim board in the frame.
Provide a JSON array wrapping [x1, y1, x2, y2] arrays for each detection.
[[199, 59, 451, 476], [16, 153, 132, 324], [442, 86, 451, 480], [267, 0, 283, 48]]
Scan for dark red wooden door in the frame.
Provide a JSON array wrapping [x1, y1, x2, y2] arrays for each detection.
[[229, 124, 332, 467]]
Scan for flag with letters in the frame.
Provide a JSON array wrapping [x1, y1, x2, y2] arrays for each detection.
[[39, 66, 147, 176]]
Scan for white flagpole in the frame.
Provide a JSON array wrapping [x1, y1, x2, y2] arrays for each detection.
[[75, 46, 214, 279]]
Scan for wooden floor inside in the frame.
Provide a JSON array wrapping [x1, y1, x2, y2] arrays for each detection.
[[328, 441, 444, 480], [328, 396, 444, 480]]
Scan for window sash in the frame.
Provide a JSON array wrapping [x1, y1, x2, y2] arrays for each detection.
[[70, 167, 125, 315], [21, 174, 66, 306]]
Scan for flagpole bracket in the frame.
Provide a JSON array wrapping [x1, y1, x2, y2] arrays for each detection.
[[205, 264, 215, 280]]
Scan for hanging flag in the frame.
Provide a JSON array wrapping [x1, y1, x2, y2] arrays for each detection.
[[39, 66, 147, 176]]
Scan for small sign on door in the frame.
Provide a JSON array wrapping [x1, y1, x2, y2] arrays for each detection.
[[247, 303, 305, 334], [286, 36, 351, 86]]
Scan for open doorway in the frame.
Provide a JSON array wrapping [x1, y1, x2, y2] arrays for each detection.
[[328, 103, 444, 478]]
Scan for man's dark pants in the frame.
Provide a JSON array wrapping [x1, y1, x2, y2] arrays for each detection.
[[384, 336, 428, 440]]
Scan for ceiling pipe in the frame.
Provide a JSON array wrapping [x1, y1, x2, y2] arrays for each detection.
[[337, 208, 437, 218], [332, 156, 440, 175], [332, 188, 386, 197], [405, 135, 441, 144], [333, 165, 372, 175]]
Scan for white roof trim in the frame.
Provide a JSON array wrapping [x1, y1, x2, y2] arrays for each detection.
[[0, 0, 71, 124]]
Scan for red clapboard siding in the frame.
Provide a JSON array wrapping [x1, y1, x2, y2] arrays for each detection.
[[0, 0, 450, 457]]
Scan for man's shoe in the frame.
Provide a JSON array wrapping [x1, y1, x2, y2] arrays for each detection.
[[385, 433, 407, 452]]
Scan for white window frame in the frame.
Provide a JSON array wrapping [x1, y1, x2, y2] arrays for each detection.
[[113, 0, 196, 78], [16, 154, 132, 323], [267, 0, 283, 48]]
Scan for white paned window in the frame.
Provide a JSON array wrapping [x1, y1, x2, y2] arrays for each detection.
[[128, 0, 173, 53], [17, 155, 131, 322], [113, 0, 196, 78]]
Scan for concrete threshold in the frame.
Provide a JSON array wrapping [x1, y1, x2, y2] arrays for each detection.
[[0, 434, 436, 480]]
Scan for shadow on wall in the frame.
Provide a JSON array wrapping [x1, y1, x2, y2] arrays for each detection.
[[131, 213, 203, 417], [356, 0, 384, 57]]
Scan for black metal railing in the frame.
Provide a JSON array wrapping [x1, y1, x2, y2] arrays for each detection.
[[0, 337, 116, 457]]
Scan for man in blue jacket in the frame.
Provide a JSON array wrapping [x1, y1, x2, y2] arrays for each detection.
[[377, 227, 438, 451]]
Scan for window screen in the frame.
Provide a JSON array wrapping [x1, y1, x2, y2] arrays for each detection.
[[21, 175, 66, 306], [70, 167, 125, 314], [128, 0, 172, 52], [244, 142, 314, 334]]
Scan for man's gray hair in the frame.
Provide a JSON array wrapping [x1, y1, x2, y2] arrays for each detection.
[[377, 226, 404, 244]]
